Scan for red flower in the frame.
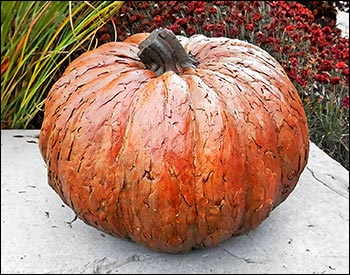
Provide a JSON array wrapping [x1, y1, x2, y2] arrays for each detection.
[[301, 68, 311, 79], [330, 76, 341, 85], [320, 49, 330, 59], [167, 24, 180, 34], [252, 13, 263, 22], [283, 45, 292, 54], [186, 26, 196, 36], [186, 1, 205, 14], [285, 25, 296, 32], [175, 18, 188, 26], [341, 49, 349, 60], [296, 21, 309, 31], [245, 23, 254, 31], [204, 24, 214, 31], [212, 24, 225, 37], [291, 32, 300, 42], [289, 57, 298, 67], [336, 62, 348, 70], [231, 13, 246, 26], [318, 60, 334, 72], [255, 31, 266, 43], [314, 73, 330, 84], [230, 27, 239, 36], [194, 7, 205, 13], [208, 6, 217, 13], [311, 28, 323, 38], [322, 26, 333, 35], [343, 96, 349, 108], [153, 15, 163, 25], [297, 77, 307, 87], [325, 34, 333, 42], [341, 68, 349, 76], [193, 1, 206, 13]]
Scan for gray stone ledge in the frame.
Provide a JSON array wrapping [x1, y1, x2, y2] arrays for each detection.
[[1, 129, 349, 274]]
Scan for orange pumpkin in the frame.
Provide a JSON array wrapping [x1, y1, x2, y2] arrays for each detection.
[[39, 28, 309, 253]]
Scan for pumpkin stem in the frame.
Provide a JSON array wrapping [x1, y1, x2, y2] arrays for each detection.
[[138, 28, 199, 76]]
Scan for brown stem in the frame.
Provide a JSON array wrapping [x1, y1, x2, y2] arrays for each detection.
[[138, 28, 199, 76]]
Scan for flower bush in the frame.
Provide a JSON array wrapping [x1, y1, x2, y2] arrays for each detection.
[[99, 1, 349, 169]]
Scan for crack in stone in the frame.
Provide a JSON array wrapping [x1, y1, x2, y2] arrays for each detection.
[[75, 254, 164, 274], [306, 167, 348, 199], [221, 247, 269, 264]]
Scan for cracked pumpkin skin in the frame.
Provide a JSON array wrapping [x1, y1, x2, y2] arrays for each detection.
[[39, 29, 309, 253]]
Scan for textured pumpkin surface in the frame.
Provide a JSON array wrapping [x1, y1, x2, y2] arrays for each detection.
[[39, 32, 309, 253]]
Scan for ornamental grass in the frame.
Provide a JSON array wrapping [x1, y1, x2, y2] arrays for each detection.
[[1, 1, 124, 129]]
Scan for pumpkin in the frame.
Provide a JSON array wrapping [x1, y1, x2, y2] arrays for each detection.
[[39, 28, 309, 253]]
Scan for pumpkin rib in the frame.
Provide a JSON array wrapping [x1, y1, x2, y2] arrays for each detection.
[[42, 68, 153, 231], [191, 73, 249, 239], [180, 72, 245, 247], [84, 69, 155, 238], [224, 53, 309, 204], [159, 73, 203, 251], [129, 72, 208, 252], [233, 77, 308, 207], [187, 30, 308, 218], [186, 67, 280, 234], [198, 65, 308, 207], [180, 73, 213, 247], [160, 75, 191, 251], [106, 73, 176, 250], [40, 63, 142, 163], [167, 72, 202, 250], [189, 38, 309, 176], [219, 74, 283, 226], [95, 71, 155, 239], [187, 36, 308, 209], [161, 75, 196, 246], [162, 72, 206, 249], [122, 77, 169, 247]]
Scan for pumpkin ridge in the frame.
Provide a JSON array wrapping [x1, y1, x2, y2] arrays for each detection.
[[186, 69, 259, 236], [192, 39, 308, 162], [50, 69, 133, 171], [169, 73, 201, 249], [197, 63, 307, 152], [188, 67, 285, 233], [181, 72, 242, 246], [110, 78, 158, 240], [109, 75, 172, 247], [171, 72, 204, 248], [45, 70, 151, 228], [40, 66, 140, 162], [161, 73, 198, 251], [236, 76, 308, 207]]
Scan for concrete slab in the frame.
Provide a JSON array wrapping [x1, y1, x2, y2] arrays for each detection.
[[1, 129, 349, 274], [337, 9, 349, 38]]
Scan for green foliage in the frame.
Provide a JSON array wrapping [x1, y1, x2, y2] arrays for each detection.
[[1, 1, 124, 128]]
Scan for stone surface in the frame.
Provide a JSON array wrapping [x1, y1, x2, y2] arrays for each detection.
[[337, 9, 349, 38], [1, 129, 349, 274]]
